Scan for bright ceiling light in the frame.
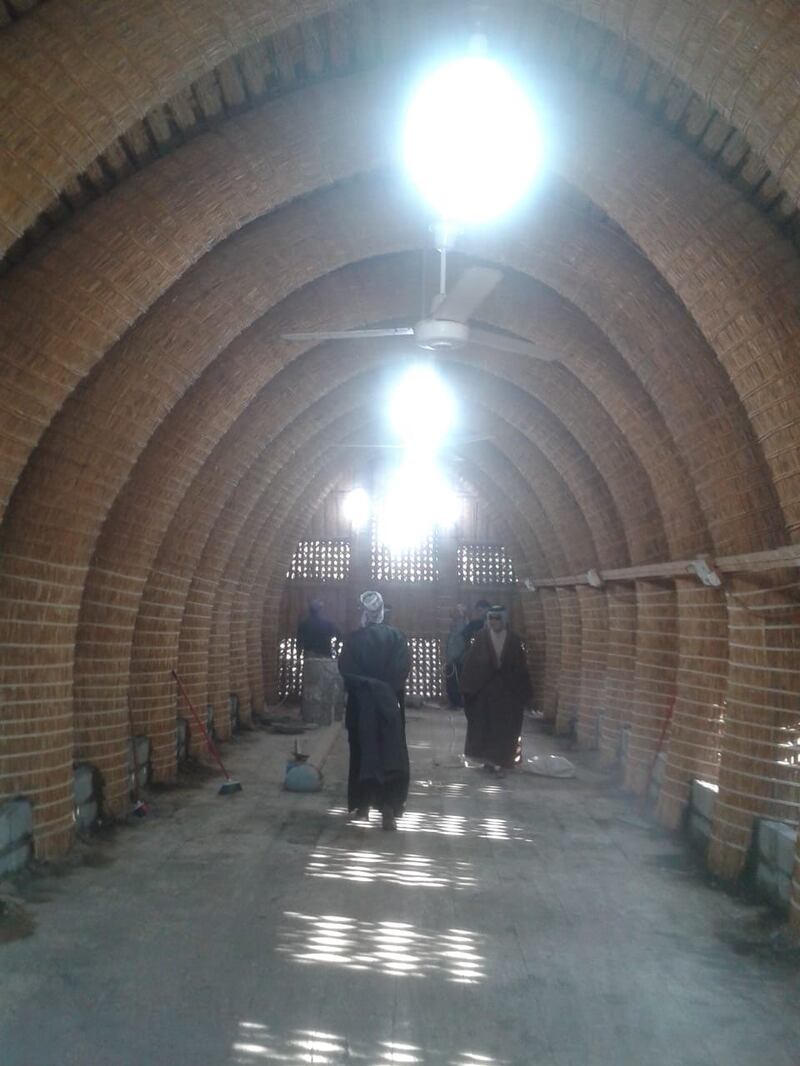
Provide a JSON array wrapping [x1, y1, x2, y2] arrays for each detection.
[[375, 460, 460, 554], [342, 487, 370, 530], [404, 53, 543, 224], [388, 363, 455, 455]]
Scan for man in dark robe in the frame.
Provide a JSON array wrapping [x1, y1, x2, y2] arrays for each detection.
[[297, 599, 340, 657], [338, 590, 411, 830], [445, 604, 467, 708], [461, 599, 491, 647], [459, 605, 532, 773]]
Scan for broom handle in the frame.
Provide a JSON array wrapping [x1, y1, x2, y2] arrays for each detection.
[[641, 697, 676, 805], [171, 669, 232, 780]]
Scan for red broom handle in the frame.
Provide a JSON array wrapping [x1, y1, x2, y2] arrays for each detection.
[[642, 696, 676, 804], [172, 669, 232, 780]]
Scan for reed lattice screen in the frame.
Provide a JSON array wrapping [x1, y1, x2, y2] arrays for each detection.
[[277, 637, 303, 701], [277, 636, 343, 700], [287, 539, 350, 582], [407, 637, 443, 701], [457, 543, 516, 585], [372, 534, 437, 583]]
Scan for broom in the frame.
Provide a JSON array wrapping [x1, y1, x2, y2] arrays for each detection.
[[172, 669, 243, 795]]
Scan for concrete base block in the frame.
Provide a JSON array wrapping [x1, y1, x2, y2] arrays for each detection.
[[620, 725, 631, 766], [75, 799, 98, 831], [301, 657, 345, 726], [593, 713, 604, 748], [754, 820, 796, 911], [756, 818, 796, 873], [756, 862, 777, 899], [176, 717, 188, 762], [134, 735, 149, 767], [756, 860, 792, 909], [690, 779, 717, 821], [0, 841, 31, 877], [73, 764, 94, 806], [777, 871, 791, 905], [0, 797, 33, 875], [758, 819, 778, 865], [652, 751, 666, 786], [688, 812, 712, 851], [0, 797, 33, 849], [586, 712, 600, 750], [128, 735, 151, 790], [648, 752, 667, 803], [775, 823, 797, 876]]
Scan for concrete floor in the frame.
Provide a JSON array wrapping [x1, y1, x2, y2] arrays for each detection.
[[1, 710, 799, 1066]]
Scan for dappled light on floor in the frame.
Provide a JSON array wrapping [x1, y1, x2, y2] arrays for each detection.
[[305, 846, 475, 889], [411, 780, 468, 794], [277, 913, 486, 983], [233, 1021, 508, 1064], [399, 809, 532, 842], [408, 780, 470, 799], [327, 807, 533, 842]]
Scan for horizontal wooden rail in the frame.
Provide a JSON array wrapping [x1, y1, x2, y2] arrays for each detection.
[[526, 544, 800, 590]]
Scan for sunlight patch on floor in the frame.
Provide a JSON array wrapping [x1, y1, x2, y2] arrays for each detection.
[[233, 1022, 508, 1065], [326, 808, 533, 842], [305, 846, 475, 889], [277, 913, 486, 983]]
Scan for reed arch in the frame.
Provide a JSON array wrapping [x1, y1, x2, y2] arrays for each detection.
[[0, 0, 798, 931]]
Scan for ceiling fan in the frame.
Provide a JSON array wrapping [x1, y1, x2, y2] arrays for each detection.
[[281, 226, 557, 362]]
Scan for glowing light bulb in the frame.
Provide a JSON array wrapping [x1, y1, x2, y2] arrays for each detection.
[[375, 459, 460, 553], [388, 363, 454, 455], [404, 55, 543, 223], [342, 487, 370, 530]]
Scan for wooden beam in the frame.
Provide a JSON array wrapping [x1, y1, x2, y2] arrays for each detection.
[[526, 544, 800, 589]]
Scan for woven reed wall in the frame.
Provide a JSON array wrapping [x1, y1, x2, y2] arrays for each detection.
[[0, 3, 799, 929], [574, 587, 609, 748], [625, 583, 680, 794], [657, 581, 730, 828], [554, 589, 583, 736], [709, 575, 800, 879], [598, 584, 638, 763], [538, 590, 562, 722]]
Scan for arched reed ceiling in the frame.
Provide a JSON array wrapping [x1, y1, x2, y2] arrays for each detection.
[[0, 164, 784, 590], [3, 0, 800, 265], [0, 56, 797, 551]]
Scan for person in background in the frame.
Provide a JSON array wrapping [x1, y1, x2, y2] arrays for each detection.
[[338, 590, 411, 830], [459, 604, 532, 775], [378, 602, 407, 716], [461, 599, 491, 647], [444, 604, 467, 708], [296, 598, 340, 658]]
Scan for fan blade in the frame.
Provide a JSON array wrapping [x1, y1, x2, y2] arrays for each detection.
[[281, 327, 414, 342], [433, 266, 502, 322], [468, 327, 559, 362]]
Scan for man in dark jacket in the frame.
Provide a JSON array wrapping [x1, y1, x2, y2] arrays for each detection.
[[338, 590, 411, 830], [461, 599, 491, 647], [459, 604, 532, 774], [445, 604, 467, 708], [297, 599, 340, 657]]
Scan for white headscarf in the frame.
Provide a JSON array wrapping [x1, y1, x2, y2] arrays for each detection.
[[484, 604, 507, 627], [359, 590, 385, 627]]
